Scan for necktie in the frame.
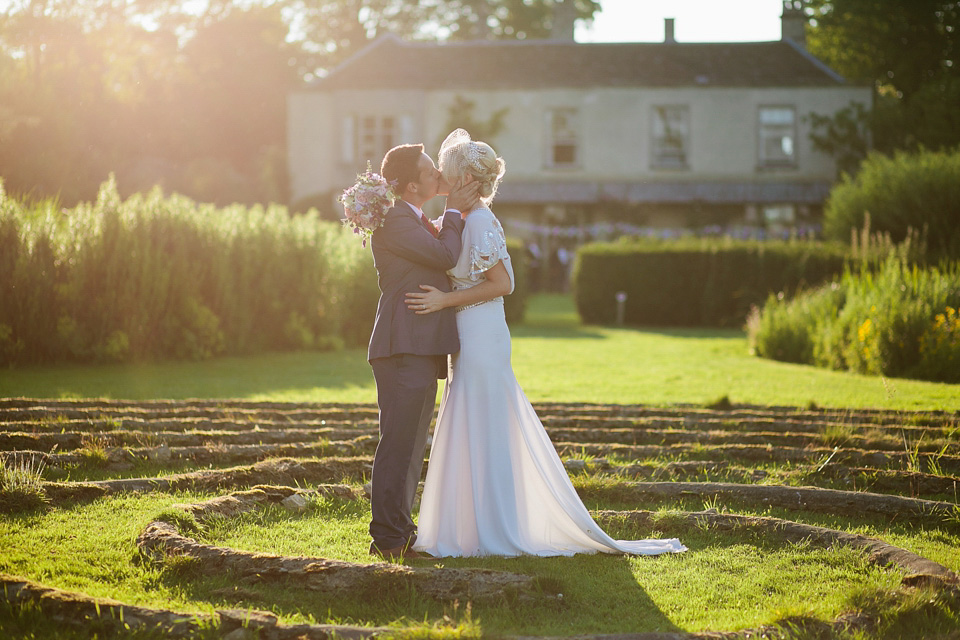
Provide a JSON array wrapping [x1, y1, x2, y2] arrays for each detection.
[[421, 214, 439, 238]]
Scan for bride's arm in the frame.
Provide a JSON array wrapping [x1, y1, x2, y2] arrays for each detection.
[[405, 261, 512, 315]]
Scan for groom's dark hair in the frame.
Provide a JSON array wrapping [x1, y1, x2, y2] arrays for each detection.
[[381, 144, 424, 196]]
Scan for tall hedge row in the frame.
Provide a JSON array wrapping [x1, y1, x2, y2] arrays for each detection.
[[0, 179, 529, 367], [573, 240, 849, 327], [824, 149, 960, 262]]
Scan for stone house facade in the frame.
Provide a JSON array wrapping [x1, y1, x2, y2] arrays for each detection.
[[288, 7, 871, 243]]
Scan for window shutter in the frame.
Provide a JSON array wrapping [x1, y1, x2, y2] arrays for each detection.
[[399, 115, 415, 145]]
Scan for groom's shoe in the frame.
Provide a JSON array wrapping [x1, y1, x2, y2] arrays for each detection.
[[369, 541, 422, 560]]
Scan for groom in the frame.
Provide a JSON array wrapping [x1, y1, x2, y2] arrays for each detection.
[[367, 143, 478, 560]]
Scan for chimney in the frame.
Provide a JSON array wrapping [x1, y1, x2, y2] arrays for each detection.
[[781, 0, 806, 47], [551, 0, 576, 41], [664, 18, 675, 43]]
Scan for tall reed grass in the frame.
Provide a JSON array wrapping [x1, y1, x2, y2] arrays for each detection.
[[748, 256, 960, 383], [0, 177, 378, 365]]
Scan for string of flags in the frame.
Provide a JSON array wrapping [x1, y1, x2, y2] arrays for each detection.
[[503, 219, 822, 242]]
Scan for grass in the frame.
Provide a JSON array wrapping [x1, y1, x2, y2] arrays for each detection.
[[2, 295, 959, 410], [6, 492, 955, 637], [2, 294, 960, 637]]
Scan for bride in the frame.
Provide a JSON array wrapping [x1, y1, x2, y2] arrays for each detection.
[[404, 129, 687, 558]]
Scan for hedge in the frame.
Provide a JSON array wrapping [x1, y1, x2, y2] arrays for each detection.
[[824, 148, 960, 262], [573, 239, 849, 327], [0, 178, 527, 366]]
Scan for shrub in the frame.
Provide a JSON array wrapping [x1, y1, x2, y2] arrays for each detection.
[[748, 284, 846, 365], [573, 239, 848, 328], [749, 257, 960, 383], [824, 148, 960, 262]]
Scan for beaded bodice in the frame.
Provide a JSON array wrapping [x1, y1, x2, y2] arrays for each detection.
[[447, 208, 514, 299]]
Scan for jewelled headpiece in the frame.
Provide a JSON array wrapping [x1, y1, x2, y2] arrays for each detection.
[[438, 128, 483, 179]]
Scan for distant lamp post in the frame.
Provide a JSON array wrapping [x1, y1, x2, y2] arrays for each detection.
[[615, 291, 628, 326]]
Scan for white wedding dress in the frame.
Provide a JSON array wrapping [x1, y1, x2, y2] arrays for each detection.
[[413, 208, 687, 558]]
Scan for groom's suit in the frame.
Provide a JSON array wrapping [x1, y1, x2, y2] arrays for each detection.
[[368, 201, 464, 551]]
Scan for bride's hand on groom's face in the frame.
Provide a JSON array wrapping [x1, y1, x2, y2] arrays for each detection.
[[405, 285, 445, 314], [446, 180, 480, 213]]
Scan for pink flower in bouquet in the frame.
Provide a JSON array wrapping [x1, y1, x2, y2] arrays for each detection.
[[338, 162, 397, 247]]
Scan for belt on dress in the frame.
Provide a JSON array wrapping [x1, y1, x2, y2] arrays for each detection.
[[456, 296, 503, 313]]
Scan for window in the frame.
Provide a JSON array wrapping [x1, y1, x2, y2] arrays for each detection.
[[359, 115, 395, 165], [651, 105, 689, 169], [758, 106, 796, 167], [763, 204, 796, 226], [546, 108, 579, 168], [341, 115, 398, 166]]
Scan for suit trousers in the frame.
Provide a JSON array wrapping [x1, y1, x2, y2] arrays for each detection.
[[369, 353, 442, 549]]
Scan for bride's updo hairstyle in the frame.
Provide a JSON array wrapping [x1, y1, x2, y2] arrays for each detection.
[[438, 129, 506, 205]]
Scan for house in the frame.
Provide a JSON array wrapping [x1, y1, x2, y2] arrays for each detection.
[[287, 2, 872, 243]]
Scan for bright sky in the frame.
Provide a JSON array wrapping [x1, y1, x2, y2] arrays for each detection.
[[575, 0, 785, 43]]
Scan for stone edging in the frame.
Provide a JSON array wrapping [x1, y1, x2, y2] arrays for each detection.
[[598, 481, 960, 528], [596, 509, 959, 588], [35, 457, 373, 506], [137, 485, 554, 604], [0, 573, 387, 639]]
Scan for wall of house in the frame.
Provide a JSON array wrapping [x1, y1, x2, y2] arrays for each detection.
[[288, 89, 428, 210], [422, 85, 870, 183], [288, 83, 870, 219]]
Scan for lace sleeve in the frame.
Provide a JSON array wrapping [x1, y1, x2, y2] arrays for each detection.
[[466, 216, 510, 281]]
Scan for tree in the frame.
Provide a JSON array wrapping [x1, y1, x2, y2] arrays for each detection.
[[0, 0, 602, 205], [440, 95, 509, 149], [285, 0, 601, 77], [806, 0, 960, 154], [424, 0, 600, 41]]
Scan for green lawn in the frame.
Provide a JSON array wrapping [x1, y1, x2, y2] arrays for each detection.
[[2, 295, 958, 410], [4, 492, 950, 637]]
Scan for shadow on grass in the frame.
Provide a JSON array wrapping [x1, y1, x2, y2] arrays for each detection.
[[0, 349, 377, 401], [144, 500, 683, 635], [152, 548, 683, 636]]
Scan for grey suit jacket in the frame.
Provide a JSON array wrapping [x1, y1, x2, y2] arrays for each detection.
[[367, 202, 465, 362]]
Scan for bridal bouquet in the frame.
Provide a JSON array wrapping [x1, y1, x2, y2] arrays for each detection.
[[338, 162, 397, 246]]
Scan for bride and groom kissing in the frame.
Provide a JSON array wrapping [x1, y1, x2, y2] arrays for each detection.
[[365, 129, 686, 560]]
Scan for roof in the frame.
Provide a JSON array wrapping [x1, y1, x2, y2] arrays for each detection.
[[312, 34, 849, 91]]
